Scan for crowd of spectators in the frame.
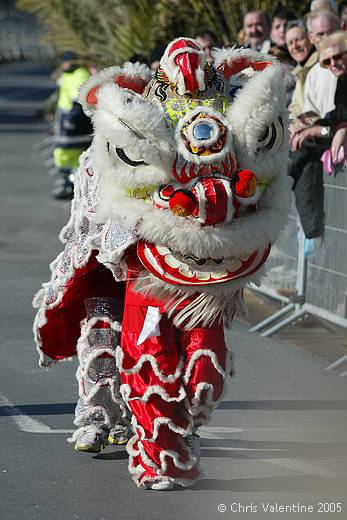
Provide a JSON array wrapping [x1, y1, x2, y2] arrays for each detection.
[[183, 0, 347, 241], [234, 1, 347, 240]]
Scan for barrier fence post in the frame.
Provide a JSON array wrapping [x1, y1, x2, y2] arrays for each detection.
[[260, 226, 307, 337]]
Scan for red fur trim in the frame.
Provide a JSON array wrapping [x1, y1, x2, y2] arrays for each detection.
[[116, 75, 148, 94], [86, 85, 100, 105], [218, 58, 272, 79]]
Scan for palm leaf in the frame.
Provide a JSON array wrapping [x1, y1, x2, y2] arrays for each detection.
[[16, 0, 318, 67]]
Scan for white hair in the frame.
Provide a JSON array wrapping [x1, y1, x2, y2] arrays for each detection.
[[310, 0, 338, 15], [306, 8, 340, 31]]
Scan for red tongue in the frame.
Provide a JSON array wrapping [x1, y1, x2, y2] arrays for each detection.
[[174, 52, 199, 92]]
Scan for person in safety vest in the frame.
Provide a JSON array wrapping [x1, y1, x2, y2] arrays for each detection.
[[52, 51, 93, 199]]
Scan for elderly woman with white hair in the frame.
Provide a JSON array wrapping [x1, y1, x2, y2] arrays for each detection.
[[318, 31, 347, 167]]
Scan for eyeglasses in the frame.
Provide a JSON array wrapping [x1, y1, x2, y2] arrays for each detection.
[[321, 52, 346, 67]]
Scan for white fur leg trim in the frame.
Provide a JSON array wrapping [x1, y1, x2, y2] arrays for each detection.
[[127, 430, 201, 487], [130, 413, 194, 442], [128, 436, 198, 482], [127, 435, 159, 483], [183, 349, 225, 385], [152, 415, 193, 441], [121, 383, 186, 403], [78, 316, 121, 341], [127, 433, 140, 454], [116, 346, 184, 383], [183, 349, 232, 427], [191, 350, 232, 426], [82, 376, 123, 405], [158, 446, 197, 473], [187, 383, 216, 416]]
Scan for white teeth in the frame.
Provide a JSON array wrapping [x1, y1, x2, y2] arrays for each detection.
[[210, 270, 228, 279], [178, 264, 194, 278], [239, 252, 251, 261], [226, 258, 242, 271], [195, 271, 212, 281], [157, 246, 170, 255], [164, 254, 181, 268]]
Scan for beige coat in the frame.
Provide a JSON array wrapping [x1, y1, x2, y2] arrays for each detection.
[[288, 51, 318, 122]]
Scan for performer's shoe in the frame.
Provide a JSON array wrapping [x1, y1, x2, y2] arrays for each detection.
[[143, 479, 175, 491], [74, 429, 106, 453], [185, 433, 201, 464], [108, 424, 132, 445]]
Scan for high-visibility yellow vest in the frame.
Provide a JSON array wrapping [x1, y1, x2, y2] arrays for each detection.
[[57, 67, 90, 110]]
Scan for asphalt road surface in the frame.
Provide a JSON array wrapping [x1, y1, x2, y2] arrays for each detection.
[[1, 61, 347, 520]]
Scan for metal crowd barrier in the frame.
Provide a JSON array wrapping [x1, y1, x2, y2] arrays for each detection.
[[249, 170, 347, 374]]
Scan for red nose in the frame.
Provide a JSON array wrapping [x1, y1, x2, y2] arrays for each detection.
[[168, 178, 234, 226], [192, 177, 233, 225]]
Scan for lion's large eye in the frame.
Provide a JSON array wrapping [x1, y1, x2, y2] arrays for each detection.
[[107, 142, 148, 167], [115, 147, 148, 167], [257, 117, 284, 154]]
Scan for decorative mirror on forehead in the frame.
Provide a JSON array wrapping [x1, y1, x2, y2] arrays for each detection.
[[193, 122, 215, 140]]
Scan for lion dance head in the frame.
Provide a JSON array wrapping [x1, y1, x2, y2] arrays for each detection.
[[78, 37, 291, 328]]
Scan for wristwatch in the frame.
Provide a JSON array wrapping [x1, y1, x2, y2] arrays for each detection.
[[320, 126, 330, 137]]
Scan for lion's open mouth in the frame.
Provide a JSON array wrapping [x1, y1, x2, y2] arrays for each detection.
[[137, 241, 271, 286]]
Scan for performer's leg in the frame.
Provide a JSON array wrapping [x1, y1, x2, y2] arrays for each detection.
[[119, 305, 200, 489], [70, 297, 130, 453], [182, 321, 229, 429], [179, 321, 229, 464]]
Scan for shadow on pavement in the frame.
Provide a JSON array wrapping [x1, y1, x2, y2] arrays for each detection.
[[0, 402, 75, 416], [93, 450, 129, 461], [192, 475, 347, 493], [2, 399, 347, 417], [219, 400, 347, 410]]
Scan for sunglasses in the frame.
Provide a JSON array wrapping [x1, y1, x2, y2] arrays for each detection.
[[321, 52, 346, 68]]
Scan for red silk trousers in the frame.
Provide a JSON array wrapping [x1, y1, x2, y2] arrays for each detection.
[[119, 286, 229, 487]]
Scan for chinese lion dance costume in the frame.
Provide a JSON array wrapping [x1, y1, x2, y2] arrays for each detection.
[[33, 38, 291, 490]]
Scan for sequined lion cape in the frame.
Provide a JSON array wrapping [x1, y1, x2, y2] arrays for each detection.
[[34, 38, 291, 367]]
